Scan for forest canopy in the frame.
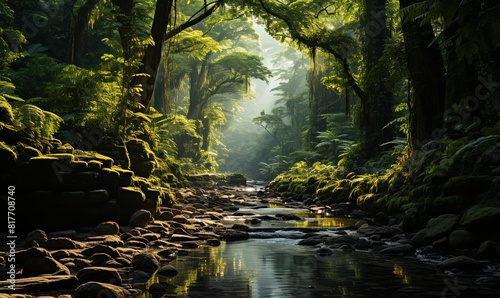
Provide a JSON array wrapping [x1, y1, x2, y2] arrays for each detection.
[[1, 0, 499, 216]]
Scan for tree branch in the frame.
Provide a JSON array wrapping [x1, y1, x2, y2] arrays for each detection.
[[257, 0, 366, 100], [164, 1, 221, 41]]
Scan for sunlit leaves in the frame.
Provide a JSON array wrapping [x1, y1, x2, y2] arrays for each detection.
[[173, 29, 222, 59]]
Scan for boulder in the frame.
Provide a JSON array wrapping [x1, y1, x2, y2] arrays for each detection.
[[449, 229, 478, 249], [17, 247, 51, 266], [81, 244, 121, 259], [95, 221, 120, 235], [426, 214, 459, 241], [221, 229, 249, 241], [89, 253, 115, 266], [118, 187, 146, 212], [25, 229, 48, 248], [131, 253, 160, 275], [409, 229, 431, 247], [76, 267, 122, 285], [149, 283, 167, 294], [402, 208, 424, 235], [476, 240, 498, 260], [157, 265, 179, 278], [44, 237, 79, 250], [22, 256, 70, 277], [74, 282, 130, 298], [437, 256, 482, 271], [130, 209, 152, 228], [460, 206, 500, 236]]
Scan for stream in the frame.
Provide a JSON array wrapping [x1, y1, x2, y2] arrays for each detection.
[[137, 185, 497, 298]]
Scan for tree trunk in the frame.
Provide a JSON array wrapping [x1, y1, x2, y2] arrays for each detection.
[[399, 0, 446, 150], [132, 0, 174, 109], [68, 0, 100, 66], [359, 0, 394, 158]]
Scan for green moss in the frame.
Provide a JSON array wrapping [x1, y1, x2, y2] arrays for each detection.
[[45, 153, 75, 162], [442, 176, 492, 196], [75, 150, 114, 168], [113, 166, 134, 186], [426, 214, 459, 239], [460, 205, 500, 234]]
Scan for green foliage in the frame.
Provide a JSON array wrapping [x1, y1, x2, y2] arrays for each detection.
[[0, 0, 25, 73], [12, 56, 64, 100], [13, 103, 63, 139], [43, 64, 100, 114], [401, 0, 500, 63]]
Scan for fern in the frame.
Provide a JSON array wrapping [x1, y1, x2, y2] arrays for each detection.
[[14, 104, 63, 139]]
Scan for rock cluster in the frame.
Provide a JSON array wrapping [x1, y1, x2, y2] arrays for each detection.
[[0, 186, 255, 297], [5, 140, 175, 233]]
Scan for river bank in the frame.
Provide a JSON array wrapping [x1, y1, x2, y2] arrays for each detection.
[[1, 182, 500, 297]]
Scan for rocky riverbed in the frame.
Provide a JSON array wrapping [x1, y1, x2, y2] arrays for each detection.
[[1, 183, 500, 297]]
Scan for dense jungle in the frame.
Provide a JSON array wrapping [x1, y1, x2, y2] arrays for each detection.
[[1, 0, 500, 297]]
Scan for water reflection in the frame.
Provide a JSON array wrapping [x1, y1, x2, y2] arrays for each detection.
[[142, 238, 491, 298]]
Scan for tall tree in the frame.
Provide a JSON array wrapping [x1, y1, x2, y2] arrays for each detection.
[[168, 16, 271, 160], [399, 0, 445, 150], [358, 0, 394, 158]]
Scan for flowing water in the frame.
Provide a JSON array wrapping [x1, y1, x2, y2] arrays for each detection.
[[139, 202, 499, 298]]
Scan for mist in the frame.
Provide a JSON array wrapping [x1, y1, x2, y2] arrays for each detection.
[[217, 24, 308, 180]]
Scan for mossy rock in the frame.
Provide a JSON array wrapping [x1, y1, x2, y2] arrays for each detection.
[[68, 160, 88, 171], [225, 173, 247, 186], [85, 189, 109, 203], [160, 187, 175, 207], [460, 205, 500, 235], [143, 199, 160, 216], [144, 188, 161, 201], [442, 176, 492, 196], [113, 167, 134, 186], [88, 160, 103, 171], [45, 153, 75, 163], [126, 138, 156, 160], [99, 168, 120, 186], [52, 143, 75, 154], [131, 160, 156, 178], [132, 176, 152, 190], [118, 187, 146, 211], [75, 150, 114, 168], [426, 214, 459, 240]]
